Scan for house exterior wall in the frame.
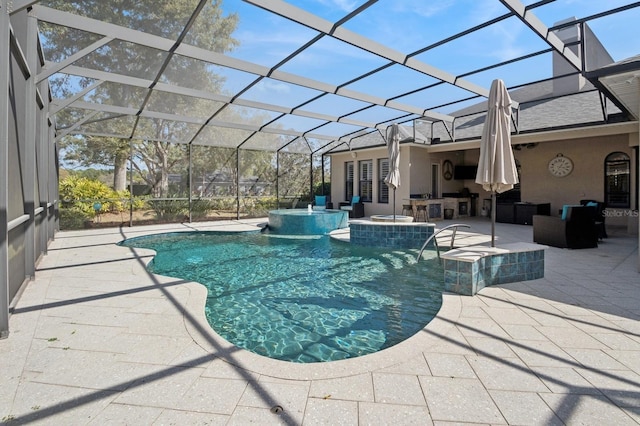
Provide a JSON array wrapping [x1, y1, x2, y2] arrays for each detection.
[[426, 134, 636, 227], [408, 146, 430, 197], [330, 148, 406, 215], [332, 146, 483, 216], [330, 132, 637, 225], [514, 134, 635, 226]]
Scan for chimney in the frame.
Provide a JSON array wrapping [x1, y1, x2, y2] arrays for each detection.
[[552, 18, 586, 96]]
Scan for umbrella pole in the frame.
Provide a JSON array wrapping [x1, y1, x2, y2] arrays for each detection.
[[393, 188, 396, 222], [491, 192, 496, 247]]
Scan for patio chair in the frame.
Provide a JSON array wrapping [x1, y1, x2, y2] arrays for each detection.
[[339, 196, 365, 218], [532, 205, 598, 249], [580, 199, 607, 239], [313, 195, 328, 210]]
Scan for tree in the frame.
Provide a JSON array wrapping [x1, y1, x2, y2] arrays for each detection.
[[278, 151, 311, 199], [41, 0, 239, 191]]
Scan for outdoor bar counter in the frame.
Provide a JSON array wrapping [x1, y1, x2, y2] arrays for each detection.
[[406, 197, 472, 221]]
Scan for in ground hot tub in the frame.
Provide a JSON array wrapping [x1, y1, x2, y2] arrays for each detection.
[[268, 209, 349, 235], [370, 214, 414, 223]]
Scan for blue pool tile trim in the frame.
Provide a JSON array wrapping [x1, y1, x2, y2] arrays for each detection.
[[346, 224, 543, 296], [349, 222, 435, 249], [269, 209, 349, 235], [441, 243, 545, 296]]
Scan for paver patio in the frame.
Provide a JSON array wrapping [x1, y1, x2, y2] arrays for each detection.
[[1, 217, 639, 425]]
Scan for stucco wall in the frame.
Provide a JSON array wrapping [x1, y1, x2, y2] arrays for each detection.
[[330, 147, 412, 216], [408, 148, 467, 197], [332, 146, 474, 216], [513, 135, 634, 226], [330, 134, 636, 223], [408, 146, 430, 196], [453, 134, 636, 226]]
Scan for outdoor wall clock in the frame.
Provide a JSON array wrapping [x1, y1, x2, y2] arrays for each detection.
[[442, 160, 453, 180], [548, 154, 573, 177]]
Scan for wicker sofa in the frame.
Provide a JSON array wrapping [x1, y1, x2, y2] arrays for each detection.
[[532, 205, 599, 249]]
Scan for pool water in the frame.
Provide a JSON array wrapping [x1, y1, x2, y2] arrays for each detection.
[[119, 231, 444, 363]]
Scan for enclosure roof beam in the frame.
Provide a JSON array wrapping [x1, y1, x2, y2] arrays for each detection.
[[60, 99, 343, 143], [51, 65, 380, 138], [7, 0, 38, 15], [246, 0, 484, 116], [499, 0, 582, 71], [37, 37, 113, 83], [34, 5, 441, 136]]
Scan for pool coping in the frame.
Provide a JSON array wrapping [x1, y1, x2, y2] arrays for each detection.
[[121, 241, 462, 381], [183, 281, 462, 381]]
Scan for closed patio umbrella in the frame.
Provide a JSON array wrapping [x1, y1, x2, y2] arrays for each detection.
[[475, 79, 519, 247], [384, 123, 401, 221]]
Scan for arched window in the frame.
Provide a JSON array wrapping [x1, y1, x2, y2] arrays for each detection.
[[604, 152, 630, 208]]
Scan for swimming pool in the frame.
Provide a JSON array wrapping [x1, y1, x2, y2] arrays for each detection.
[[119, 231, 444, 363]]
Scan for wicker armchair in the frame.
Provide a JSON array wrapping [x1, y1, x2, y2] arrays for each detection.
[[532, 206, 598, 249], [339, 196, 365, 218], [580, 199, 607, 239]]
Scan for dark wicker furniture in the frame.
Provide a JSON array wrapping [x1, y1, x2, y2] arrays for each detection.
[[533, 206, 599, 249], [580, 199, 607, 239], [339, 197, 365, 218]]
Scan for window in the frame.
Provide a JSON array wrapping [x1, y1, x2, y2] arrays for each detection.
[[605, 152, 630, 208], [359, 160, 373, 202], [345, 161, 354, 201], [378, 158, 389, 203]]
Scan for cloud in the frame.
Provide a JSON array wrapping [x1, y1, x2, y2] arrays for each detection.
[[389, 0, 455, 18], [315, 0, 360, 13], [467, 0, 506, 23], [255, 80, 291, 94]]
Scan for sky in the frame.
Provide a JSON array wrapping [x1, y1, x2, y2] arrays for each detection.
[[213, 0, 639, 123], [228, 0, 640, 63], [46, 0, 640, 148], [223, 0, 640, 79]]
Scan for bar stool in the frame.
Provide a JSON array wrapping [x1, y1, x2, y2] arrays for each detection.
[[415, 205, 428, 222], [402, 204, 413, 218]]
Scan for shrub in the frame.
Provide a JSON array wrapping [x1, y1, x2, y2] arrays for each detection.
[[59, 207, 90, 230], [147, 199, 188, 221], [190, 198, 213, 219], [209, 197, 236, 211], [254, 196, 277, 212], [59, 176, 141, 215], [59, 176, 147, 229], [59, 176, 114, 216]]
